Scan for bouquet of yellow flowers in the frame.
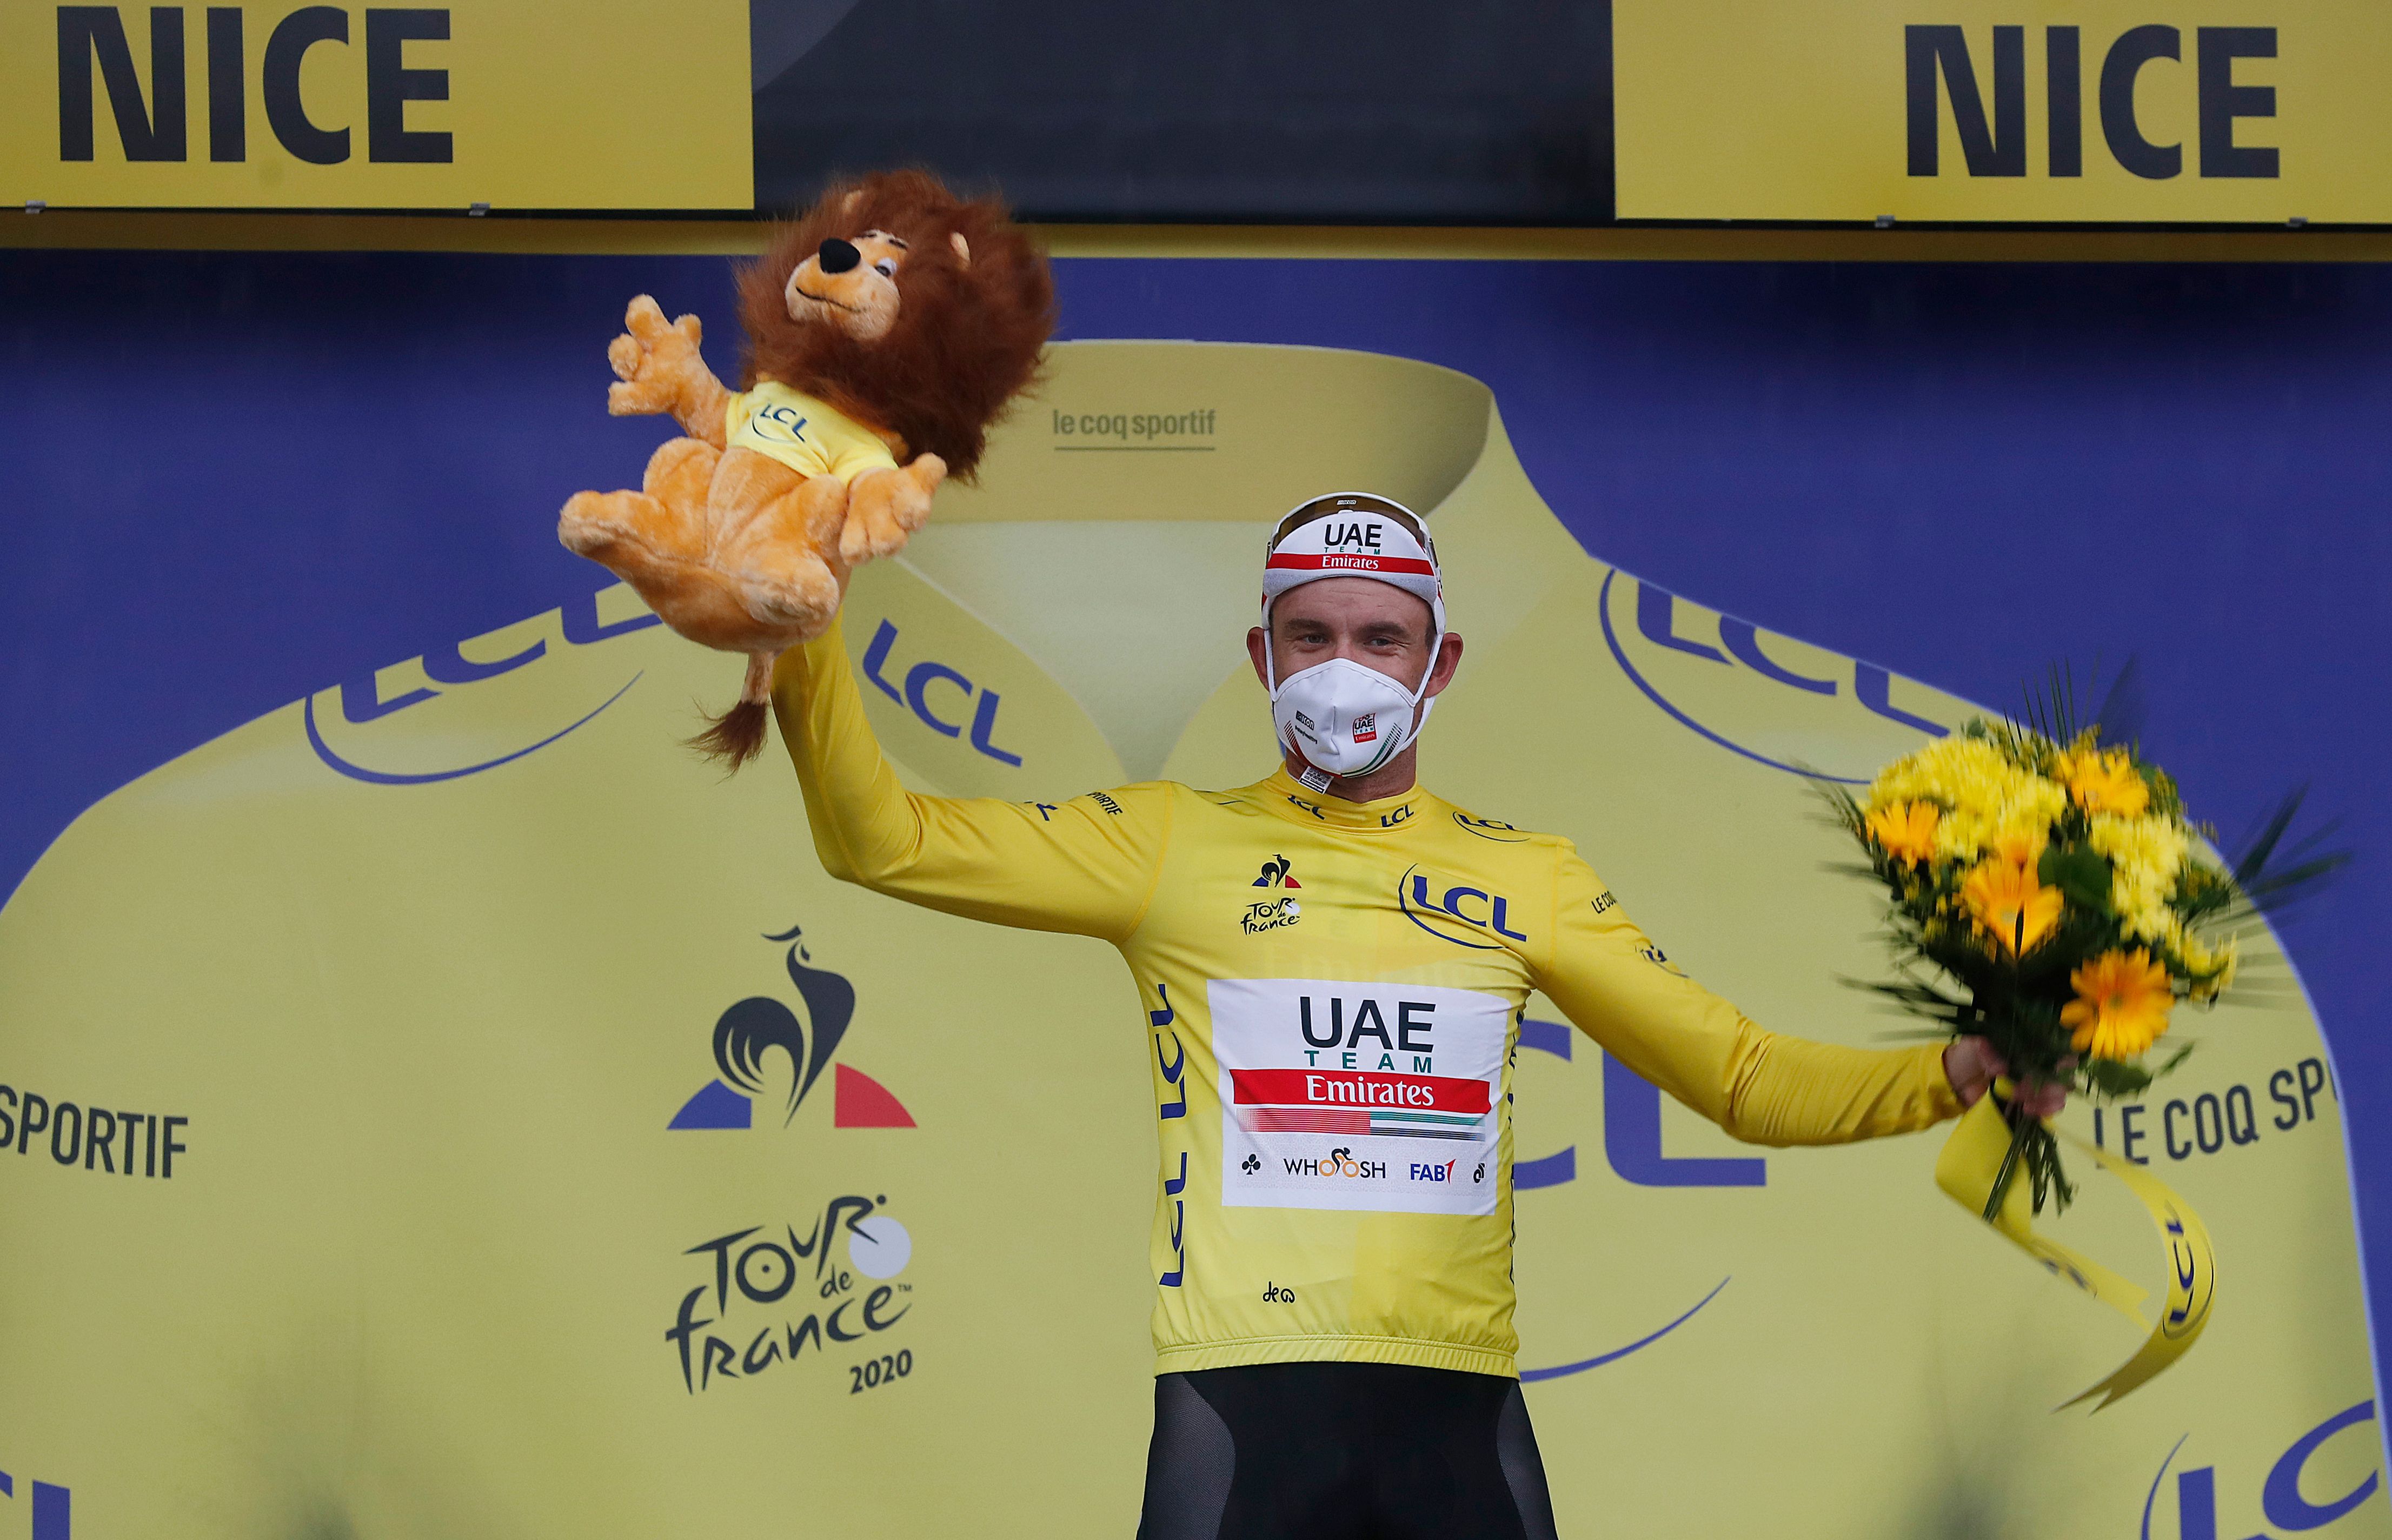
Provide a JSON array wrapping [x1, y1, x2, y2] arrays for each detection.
[[1830, 696, 2323, 1222]]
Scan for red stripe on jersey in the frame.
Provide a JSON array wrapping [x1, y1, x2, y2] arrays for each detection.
[[1231, 1069, 1491, 1115]]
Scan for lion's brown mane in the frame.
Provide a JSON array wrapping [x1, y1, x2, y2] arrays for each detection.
[[737, 169, 1054, 482]]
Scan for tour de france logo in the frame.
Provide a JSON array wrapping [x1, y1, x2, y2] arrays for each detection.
[[660, 927, 921, 1398], [1243, 854, 1304, 935], [668, 925, 915, 1132], [665, 1192, 916, 1397]]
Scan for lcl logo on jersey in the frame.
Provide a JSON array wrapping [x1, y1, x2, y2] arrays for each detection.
[[1398, 864, 1529, 950], [1452, 811, 1531, 844]]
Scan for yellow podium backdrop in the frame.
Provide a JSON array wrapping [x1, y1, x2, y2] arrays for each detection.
[[2, 1, 751, 210], [1615, 0, 2392, 223], [0, 343, 2378, 1538]]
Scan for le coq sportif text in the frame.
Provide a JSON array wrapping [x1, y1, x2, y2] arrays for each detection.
[[1050, 408, 1215, 441]]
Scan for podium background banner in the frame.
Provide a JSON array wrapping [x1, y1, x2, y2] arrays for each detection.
[[3, 0, 752, 210], [23, 1, 2392, 225], [1614, 0, 2392, 224], [1, 248, 2388, 1537]]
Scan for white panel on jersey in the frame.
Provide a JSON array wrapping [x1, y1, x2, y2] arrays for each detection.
[[1211, 978, 1508, 1215]]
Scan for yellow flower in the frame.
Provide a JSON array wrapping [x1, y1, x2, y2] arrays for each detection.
[[1962, 856, 2063, 956], [1933, 807, 1992, 863], [1872, 739, 2019, 819], [2061, 749, 2151, 817], [1865, 801, 1940, 864], [2062, 949, 2174, 1059], [1989, 821, 2048, 869], [2178, 927, 2240, 1000], [2089, 813, 2192, 942]]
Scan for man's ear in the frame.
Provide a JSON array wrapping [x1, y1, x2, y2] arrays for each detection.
[[1247, 625, 1272, 690], [1422, 633, 1466, 698]]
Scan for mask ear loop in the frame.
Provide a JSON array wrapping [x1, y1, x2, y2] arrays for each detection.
[[1262, 586, 1340, 791], [1367, 616, 1441, 776]]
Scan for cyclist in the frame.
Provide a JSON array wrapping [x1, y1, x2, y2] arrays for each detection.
[[772, 491, 2050, 1540]]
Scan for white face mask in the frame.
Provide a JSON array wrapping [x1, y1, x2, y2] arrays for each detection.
[[1269, 653, 1438, 788]]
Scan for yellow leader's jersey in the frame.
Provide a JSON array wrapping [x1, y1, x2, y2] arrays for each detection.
[[774, 615, 1964, 1379], [725, 381, 901, 482]]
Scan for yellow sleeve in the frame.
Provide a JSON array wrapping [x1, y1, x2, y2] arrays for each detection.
[[1529, 842, 1963, 1146], [769, 615, 1171, 941], [825, 429, 901, 482]]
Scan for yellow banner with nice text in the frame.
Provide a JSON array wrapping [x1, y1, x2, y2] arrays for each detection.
[[1614, 0, 2392, 223], [0, 1, 750, 210]]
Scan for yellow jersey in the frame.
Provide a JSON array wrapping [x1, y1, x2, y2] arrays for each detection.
[[724, 381, 900, 482], [773, 616, 1964, 1378]]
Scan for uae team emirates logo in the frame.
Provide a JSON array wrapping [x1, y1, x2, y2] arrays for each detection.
[[1210, 979, 1506, 1216], [1229, 1064, 1489, 1138]]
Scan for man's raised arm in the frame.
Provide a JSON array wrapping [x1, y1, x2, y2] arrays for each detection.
[[770, 616, 1170, 941], [1529, 844, 1964, 1146]]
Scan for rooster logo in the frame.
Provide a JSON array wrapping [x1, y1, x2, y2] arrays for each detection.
[[1253, 855, 1301, 889], [669, 925, 913, 1130]]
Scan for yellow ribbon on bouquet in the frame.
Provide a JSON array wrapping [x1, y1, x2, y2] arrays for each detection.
[[1935, 1094, 2217, 1410]]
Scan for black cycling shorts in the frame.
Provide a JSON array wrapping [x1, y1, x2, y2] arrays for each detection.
[[1134, 1361, 1561, 1540]]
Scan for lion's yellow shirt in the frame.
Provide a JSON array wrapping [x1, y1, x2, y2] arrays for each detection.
[[773, 618, 1963, 1377], [724, 382, 900, 482]]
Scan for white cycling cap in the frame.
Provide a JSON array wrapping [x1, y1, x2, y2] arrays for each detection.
[[1260, 492, 1444, 634]]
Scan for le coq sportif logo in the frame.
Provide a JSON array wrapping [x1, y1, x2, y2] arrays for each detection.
[[668, 925, 914, 1132]]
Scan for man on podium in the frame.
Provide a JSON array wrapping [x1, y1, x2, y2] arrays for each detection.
[[772, 490, 2049, 1540]]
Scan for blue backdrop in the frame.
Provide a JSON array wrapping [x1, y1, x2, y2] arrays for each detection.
[[6, 247, 2385, 1355]]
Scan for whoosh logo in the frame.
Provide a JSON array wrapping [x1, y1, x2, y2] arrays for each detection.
[[1282, 1145, 1386, 1180]]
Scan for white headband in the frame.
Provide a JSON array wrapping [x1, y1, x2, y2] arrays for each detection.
[[1260, 493, 1444, 635]]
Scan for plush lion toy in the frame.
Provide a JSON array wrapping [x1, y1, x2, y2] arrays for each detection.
[[558, 170, 1053, 767]]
